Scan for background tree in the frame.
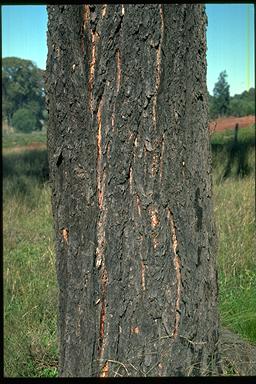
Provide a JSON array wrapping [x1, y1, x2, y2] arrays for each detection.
[[229, 88, 255, 117], [209, 86, 255, 120], [2, 57, 46, 131], [46, 4, 221, 377], [11, 107, 37, 133], [212, 70, 230, 117]]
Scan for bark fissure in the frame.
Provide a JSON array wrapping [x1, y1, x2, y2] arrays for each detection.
[[95, 96, 108, 366], [85, 5, 99, 114], [96, 97, 104, 210], [140, 260, 146, 291], [159, 135, 165, 182], [152, 5, 164, 130], [116, 49, 121, 93], [167, 208, 181, 338]]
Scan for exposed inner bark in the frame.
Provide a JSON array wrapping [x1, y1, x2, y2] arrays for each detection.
[[46, 4, 221, 377], [167, 209, 181, 339]]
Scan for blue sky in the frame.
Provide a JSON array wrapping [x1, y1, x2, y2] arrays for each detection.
[[2, 4, 255, 96]]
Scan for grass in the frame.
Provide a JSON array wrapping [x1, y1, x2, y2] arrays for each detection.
[[214, 176, 256, 343], [2, 130, 47, 148], [3, 149, 57, 377], [211, 124, 255, 146], [3, 127, 256, 376], [212, 125, 256, 345]]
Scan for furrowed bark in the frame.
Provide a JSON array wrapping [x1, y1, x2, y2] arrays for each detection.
[[46, 4, 221, 377]]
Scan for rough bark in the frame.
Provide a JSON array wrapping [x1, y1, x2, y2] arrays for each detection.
[[46, 4, 221, 377]]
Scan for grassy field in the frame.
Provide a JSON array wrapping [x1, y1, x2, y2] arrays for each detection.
[[3, 126, 255, 377], [211, 125, 256, 344], [3, 131, 47, 149]]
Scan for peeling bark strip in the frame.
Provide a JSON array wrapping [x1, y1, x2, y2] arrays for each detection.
[[141, 260, 146, 291], [84, 4, 98, 114], [96, 95, 108, 361], [159, 135, 165, 182], [150, 207, 159, 228], [167, 209, 181, 338], [83, 4, 90, 27], [46, 4, 221, 377], [88, 31, 96, 113], [97, 98, 104, 209], [116, 49, 121, 92], [62, 228, 69, 244], [100, 361, 109, 377], [101, 4, 107, 18], [98, 267, 108, 360]]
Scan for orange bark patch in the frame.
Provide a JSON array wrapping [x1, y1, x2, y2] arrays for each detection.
[[96, 206, 107, 269], [100, 361, 109, 377], [88, 28, 98, 113], [97, 98, 104, 209], [62, 228, 69, 244], [101, 4, 107, 18], [136, 194, 141, 217], [107, 143, 111, 160], [131, 326, 140, 334], [149, 207, 160, 249], [150, 208, 159, 228]]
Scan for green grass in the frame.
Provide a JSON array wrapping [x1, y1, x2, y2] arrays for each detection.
[[211, 124, 256, 344], [2, 130, 47, 148], [3, 128, 256, 376], [214, 176, 256, 343], [211, 124, 255, 146], [3, 150, 57, 377]]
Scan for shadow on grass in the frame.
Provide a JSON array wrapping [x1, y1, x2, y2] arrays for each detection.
[[3, 149, 49, 200], [211, 125, 255, 180]]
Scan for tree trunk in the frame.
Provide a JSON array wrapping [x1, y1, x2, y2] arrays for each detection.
[[46, 4, 221, 377]]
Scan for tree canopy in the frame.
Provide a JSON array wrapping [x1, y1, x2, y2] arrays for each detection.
[[229, 88, 255, 117], [208, 70, 255, 120], [2, 57, 46, 132]]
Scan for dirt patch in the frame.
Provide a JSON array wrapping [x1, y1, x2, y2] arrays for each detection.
[[209, 115, 255, 133], [220, 327, 256, 376], [3, 142, 47, 155]]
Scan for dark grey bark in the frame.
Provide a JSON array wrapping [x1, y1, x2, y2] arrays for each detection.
[[46, 4, 221, 377]]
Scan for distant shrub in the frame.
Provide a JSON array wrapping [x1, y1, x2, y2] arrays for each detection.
[[12, 108, 36, 133]]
